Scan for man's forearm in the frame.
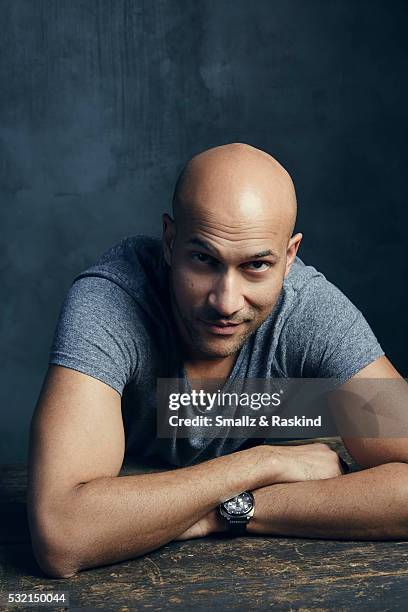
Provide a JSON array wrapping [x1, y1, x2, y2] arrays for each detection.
[[247, 462, 408, 540], [38, 445, 274, 577]]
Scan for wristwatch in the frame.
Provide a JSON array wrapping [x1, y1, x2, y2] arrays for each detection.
[[218, 491, 255, 535]]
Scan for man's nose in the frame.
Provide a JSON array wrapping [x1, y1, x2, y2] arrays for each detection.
[[207, 271, 245, 316]]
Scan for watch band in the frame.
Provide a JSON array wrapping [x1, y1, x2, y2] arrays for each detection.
[[228, 516, 249, 536], [339, 456, 351, 473]]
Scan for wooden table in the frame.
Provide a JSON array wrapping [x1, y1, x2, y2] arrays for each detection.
[[1, 439, 408, 611]]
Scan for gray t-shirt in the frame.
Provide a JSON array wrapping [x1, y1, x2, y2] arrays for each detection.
[[49, 235, 384, 467]]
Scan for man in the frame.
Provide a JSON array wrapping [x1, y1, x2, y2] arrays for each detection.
[[27, 143, 408, 579]]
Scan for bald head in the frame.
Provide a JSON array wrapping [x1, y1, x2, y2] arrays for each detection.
[[172, 143, 297, 243]]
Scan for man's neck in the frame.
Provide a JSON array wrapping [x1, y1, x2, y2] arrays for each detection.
[[184, 353, 238, 382]]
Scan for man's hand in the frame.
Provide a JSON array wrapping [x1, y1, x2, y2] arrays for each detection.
[[269, 442, 345, 483], [175, 508, 228, 541]]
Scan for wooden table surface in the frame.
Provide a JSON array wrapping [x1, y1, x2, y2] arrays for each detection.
[[1, 438, 408, 611]]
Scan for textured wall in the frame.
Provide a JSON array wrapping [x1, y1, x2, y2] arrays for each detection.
[[1, 0, 407, 462]]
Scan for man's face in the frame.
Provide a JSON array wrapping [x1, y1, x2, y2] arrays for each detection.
[[166, 215, 294, 360]]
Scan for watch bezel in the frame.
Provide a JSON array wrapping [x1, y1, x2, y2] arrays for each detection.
[[219, 491, 255, 520]]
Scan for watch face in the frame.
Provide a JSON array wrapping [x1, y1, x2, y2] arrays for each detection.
[[223, 491, 254, 516]]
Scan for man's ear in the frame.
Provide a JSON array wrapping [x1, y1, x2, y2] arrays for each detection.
[[284, 232, 303, 278], [162, 213, 175, 266]]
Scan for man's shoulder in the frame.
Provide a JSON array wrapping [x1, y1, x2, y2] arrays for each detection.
[[283, 255, 351, 311], [251, 255, 351, 352], [49, 235, 166, 394], [265, 254, 364, 350], [283, 255, 327, 294], [72, 234, 167, 298], [266, 256, 383, 379]]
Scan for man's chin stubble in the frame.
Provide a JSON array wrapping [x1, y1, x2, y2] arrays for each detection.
[[190, 328, 255, 359]]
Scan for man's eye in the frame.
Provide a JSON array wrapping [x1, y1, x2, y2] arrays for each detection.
[[191, 252, 213, 264], [243, 261, 272, 272], [190, 254, 271, 271]]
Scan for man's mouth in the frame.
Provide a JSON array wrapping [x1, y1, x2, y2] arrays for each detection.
[[198, 319, 245, 336]]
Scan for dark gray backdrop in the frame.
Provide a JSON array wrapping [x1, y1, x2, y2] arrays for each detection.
[[1, 0, 407, 462]]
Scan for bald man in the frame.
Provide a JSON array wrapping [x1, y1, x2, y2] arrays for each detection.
[[28, 143, 408, 578]]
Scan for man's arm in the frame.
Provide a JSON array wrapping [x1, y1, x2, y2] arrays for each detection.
[[250, 356, 408, 539], [183, 356, 408, 541], [27, 365, 271, 578], [246, 461, 408, 539], [181, 461, 408, 541], [28, 365, 344, 578]]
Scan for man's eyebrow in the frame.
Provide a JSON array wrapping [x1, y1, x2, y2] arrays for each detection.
[[186, 237, 279, 260]]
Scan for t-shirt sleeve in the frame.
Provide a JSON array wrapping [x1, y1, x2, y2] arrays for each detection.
[[48, 275, 143, 396], [278, 277, 385, 383]]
